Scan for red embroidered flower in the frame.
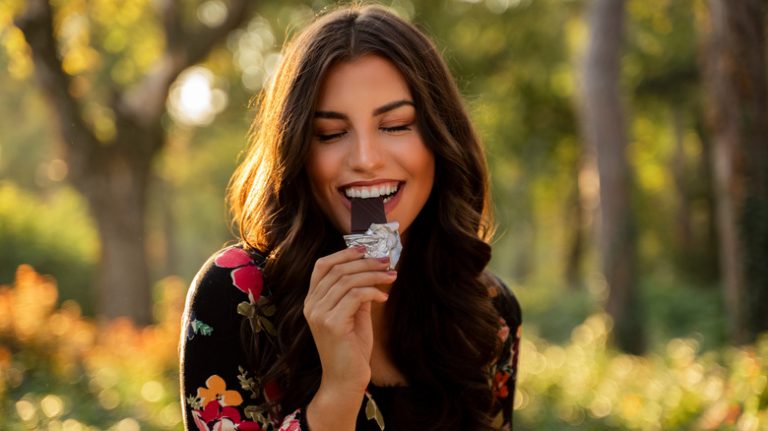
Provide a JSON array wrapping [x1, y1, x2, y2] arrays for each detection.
[[201, 400, 242, 423], [280, 420, 301, 431], [192, 400, 262, 431], [214, 247, 253, 267], [277, 411, 302, 431], [238, 422, 263, 431], [214, 248, 264, 302], [493, 370, 511, 399]]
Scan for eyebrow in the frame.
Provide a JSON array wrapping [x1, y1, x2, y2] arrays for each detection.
[[314, 99, 415, 120]]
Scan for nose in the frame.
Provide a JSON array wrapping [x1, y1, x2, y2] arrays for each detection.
[[348, 130, 384, 173]]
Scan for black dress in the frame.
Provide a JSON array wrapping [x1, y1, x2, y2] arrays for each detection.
[[180, 245, 522, 431]]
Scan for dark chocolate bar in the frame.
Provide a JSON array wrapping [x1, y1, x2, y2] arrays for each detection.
[[351, 197, 386, 234]]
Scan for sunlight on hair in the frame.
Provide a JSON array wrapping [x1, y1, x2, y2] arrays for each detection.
[[168, 66, 228, 126]]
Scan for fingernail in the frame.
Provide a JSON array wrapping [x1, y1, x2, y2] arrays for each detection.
[[387, 271, 397, 277], [377, 257, 390, 263], [354, 245, 366, 253]]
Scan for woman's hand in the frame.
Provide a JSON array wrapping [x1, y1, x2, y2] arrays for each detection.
[[303, 246, 394, 430]]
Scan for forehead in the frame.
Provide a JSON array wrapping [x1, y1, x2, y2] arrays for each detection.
[[315, 54, 412, 110]]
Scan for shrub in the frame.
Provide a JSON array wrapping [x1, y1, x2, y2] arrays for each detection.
[[0, 265, 184, 430], [0, 182, 98, 314], [1, 265, 766, 430]]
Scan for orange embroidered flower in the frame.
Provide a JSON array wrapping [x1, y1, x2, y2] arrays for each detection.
[[197, 375, 244, 408]]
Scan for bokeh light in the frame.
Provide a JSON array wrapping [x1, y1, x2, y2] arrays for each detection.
[[167, 66, 228, 126]]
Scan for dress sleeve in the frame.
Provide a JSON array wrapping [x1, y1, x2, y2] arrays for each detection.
[[490, 277, 522, 431], [180, 246, 305, 431]]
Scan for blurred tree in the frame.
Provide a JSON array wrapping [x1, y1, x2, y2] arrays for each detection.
[[627, 0, 719, 285], [13, 0, 254, 324], [700, 0, 768, 343], [580, 0, 644, 353]]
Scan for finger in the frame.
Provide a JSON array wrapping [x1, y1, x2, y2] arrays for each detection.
[[305, 268, 394, 324], [311, 246, 366, 281], [319, 287, 390, 334], [308, 247, 366, 294], [308, 256, 391, 303], [316, 270, 396, 312]]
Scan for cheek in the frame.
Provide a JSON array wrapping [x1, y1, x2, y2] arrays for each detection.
[[424, 153, 435, 184], [412, 145, 435, 186], [306, 149, 329, 189], [305, 149, 339, 212], [305, 159, 325, 205]]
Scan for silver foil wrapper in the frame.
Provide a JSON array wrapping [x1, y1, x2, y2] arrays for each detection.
[[344, 221, 402, 269]]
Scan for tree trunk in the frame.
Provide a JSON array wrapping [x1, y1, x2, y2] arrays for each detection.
[[15, 0, 254, 324], [85, 149, 154, 324], [581, 0, 644, 354], [702, 0, 768, 343], [565, 156, 586, 290], [693, 119, 720, 283], [671, 107, 693, 255]]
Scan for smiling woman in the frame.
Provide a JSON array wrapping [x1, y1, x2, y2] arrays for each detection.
[[306, 55, 434, 237], [179, 5, 521, 431]]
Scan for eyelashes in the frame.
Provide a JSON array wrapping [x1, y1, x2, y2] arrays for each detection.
[[381, 124, 412, 133], [316, 131, 347, 142], [315, 123, 414, 143]]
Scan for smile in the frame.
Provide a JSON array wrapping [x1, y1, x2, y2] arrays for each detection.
[[344, 181, 401, 203]]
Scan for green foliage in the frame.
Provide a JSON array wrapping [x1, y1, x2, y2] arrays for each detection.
[[0, 266, 184, 430], [0, 182, 98, 314], [641, 270, 728, 352], [517, 315, 768, 430], [1, 267, 765, 429]]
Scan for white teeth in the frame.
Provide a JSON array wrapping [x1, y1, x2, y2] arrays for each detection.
[[344, 182, 399, 199]]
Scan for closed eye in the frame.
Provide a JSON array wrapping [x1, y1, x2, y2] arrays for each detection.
[[316, 131, 347, 142], [381, 123, 412, 134]]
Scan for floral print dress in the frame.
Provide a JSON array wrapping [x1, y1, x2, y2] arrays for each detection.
[[180, 245, 522, 431]]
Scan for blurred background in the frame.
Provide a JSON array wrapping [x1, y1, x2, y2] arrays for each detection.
[[1, 0, 767, 429]]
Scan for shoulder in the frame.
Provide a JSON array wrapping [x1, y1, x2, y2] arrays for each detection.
[[481, 271, 522, 329], [186, 244, 268, 310]]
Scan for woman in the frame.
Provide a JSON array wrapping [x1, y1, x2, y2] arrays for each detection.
[[180, 4, 521, 431]]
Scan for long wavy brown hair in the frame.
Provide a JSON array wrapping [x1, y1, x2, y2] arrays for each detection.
[[228, 4, 501, 430]]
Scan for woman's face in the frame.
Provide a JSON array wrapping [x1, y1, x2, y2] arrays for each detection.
[[306, 54, 435, 236]]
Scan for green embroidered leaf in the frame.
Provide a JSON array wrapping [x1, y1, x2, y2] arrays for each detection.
[[259, 317, 277, 336], [186, 395, 203, 410], [237, 301, 255, 318], [238, 374, 256, 391], [237, 367, 260, 398], [244, 405, 268, 422], [191, 319, 213, 336], [262, 304, 276, 317], [365, 392, 385, 430]]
